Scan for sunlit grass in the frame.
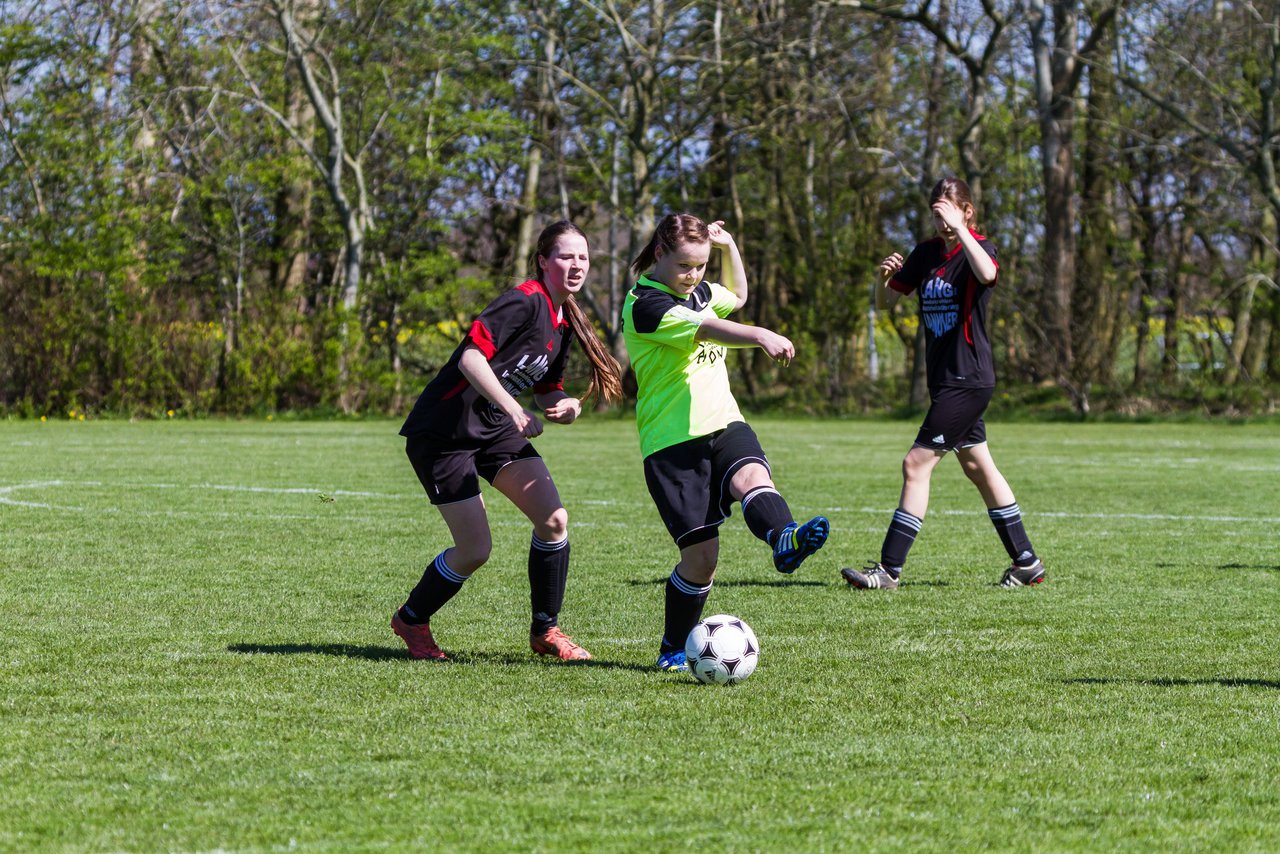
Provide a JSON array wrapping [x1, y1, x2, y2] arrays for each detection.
[[2, 418, 1278, 851]]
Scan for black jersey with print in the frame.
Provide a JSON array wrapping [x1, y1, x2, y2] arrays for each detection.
[[400, 279, 572, 442], [889, 233, 999, 390]]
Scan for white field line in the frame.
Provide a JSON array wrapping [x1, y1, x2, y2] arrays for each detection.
[[2, 481, 1279, 525]]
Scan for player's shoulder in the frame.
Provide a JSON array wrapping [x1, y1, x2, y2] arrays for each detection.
[[688, 281, 718, 310], [628, 282, 681, 334], [970, 231, 998, 256]]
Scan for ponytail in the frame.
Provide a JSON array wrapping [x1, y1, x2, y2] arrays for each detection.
[[563, 297, 623, 405]]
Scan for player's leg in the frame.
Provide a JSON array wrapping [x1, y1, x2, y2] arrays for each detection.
[[643, 440, 722, 671], [658, 536, 719, 672], [491, 456, 591, 660], [845, 387, 981, 590], [393, 494, 491, 660], [957, 441, 1045, 587], [394, 439, 494, 659], [843, 446, 943, 589], [717, 423, 828, 574]]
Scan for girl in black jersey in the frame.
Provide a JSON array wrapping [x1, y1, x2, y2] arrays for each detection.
[[842, 178, 1045, 591], [392, 221, 622, 661]]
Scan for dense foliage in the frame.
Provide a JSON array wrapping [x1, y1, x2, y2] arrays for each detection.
[[1, 0, 1277, 416]]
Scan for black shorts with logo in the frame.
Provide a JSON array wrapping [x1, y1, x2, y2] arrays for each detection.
[[406, 431, 541, 505], [914, 385, 995, 452], [643, 421, 770, 549]]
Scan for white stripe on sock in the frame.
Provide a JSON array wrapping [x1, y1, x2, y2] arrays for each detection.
[[434, 552, 468, 584]]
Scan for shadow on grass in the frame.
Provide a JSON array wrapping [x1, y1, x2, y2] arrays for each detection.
[[1063, 677, 1280, 690], [1154, 563, 1280, 571], [229, 642, 412, 661], [228, 642, 654, 672], [626, 577, 827, 588]]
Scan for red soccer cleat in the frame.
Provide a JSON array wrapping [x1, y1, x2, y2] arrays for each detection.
[[530, 626, 592, 661], [392, 610, 448, 660]]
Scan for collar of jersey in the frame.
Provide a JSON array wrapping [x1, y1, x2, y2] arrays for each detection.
[[519, 278, 568, 328], [637, 273, 694, 300]]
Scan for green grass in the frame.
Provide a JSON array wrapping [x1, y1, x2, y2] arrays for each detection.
[[2, 417, 1278, 851]]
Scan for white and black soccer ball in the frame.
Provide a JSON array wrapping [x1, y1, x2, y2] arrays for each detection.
[[684, 614, 759, 685]]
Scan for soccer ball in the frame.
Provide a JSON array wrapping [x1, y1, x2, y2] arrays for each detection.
[[684, 614, 759, 685]]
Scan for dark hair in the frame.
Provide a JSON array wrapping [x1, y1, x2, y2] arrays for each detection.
[[929, 177, 977, 228], [529, 221, 623, 406], [629, 213, 710, 274]]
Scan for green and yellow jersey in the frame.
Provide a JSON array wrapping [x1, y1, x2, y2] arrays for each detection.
[[622, 274, 742, 458]]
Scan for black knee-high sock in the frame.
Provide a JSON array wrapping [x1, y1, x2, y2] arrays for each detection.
[[402, 551, 467, 624], [661, 569, 712, 654], [741, 486, 794, 546], [529, 533, 570, 635], [880, 509, 922, 575], [988, 503, 1037, 565]]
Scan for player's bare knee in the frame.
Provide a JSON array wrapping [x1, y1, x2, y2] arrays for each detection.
[[538, 507, 569, 541], [451, 540, 491, 572], [731, 463, 773, 497]]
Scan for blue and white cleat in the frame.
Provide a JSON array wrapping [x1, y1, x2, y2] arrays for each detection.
[[773, 515, 830, 574], [656, 650, 689, 672]]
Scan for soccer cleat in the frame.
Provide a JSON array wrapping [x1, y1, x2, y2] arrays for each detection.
[[656, 650, 689, 672], [840, 562, 900, 590], [391, 610, 448, 660], [773, 515, 830, 574], [530, 626, 593, 660], [1000, 559, 1046, 588]]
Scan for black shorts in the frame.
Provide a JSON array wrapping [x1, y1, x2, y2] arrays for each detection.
[[914, 386, 995, 452], [406, 432, 541, 505], [643, 422, 770, 549]]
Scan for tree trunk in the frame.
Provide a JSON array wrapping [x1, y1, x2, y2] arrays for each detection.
[[1029, 0, 1078, 387]]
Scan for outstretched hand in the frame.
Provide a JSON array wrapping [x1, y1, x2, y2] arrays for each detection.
[[878, 252, 904, 283], [758, 329, 795, 366], [542, 397, 581, 425]]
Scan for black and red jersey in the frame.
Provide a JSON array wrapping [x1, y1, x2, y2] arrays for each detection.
[[889, 233, 999, 390], [400, 279, 572, 441]]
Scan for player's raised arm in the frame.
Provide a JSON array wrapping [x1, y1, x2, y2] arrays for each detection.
[[708, 220, 748, 310]]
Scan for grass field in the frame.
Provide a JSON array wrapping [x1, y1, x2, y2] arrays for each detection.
[[2, 416, 1278, 852]]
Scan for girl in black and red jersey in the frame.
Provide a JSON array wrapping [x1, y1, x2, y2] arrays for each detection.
[[842, 177, 1046, 591], [392, 221, 622, 661]]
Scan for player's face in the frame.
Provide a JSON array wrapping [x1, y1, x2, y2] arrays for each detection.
[[652, 240, 710, 294], [539, 234, 590, 301]]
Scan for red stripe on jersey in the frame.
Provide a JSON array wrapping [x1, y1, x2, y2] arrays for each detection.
[[467, 319, 497, 359], [440, 378, 470, 400], [517, 279, 568, 329], [533, 379, 565, 395], [963, 274, 976, 345], [888, 277, 913, 295]]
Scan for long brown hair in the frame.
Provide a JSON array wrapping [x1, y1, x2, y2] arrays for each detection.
[[629, 213, 710, 274], [530, 221, 623, 406], [929, 177, 977, 230]]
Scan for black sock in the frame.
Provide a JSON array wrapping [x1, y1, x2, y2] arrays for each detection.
[[880, 509, 922, 576], [741, 486, 794, 546], [988, 503, 1037, 565], [660, 569, 712, 654], [529, 533, 570, 635], [402, 551, 467, 624]]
